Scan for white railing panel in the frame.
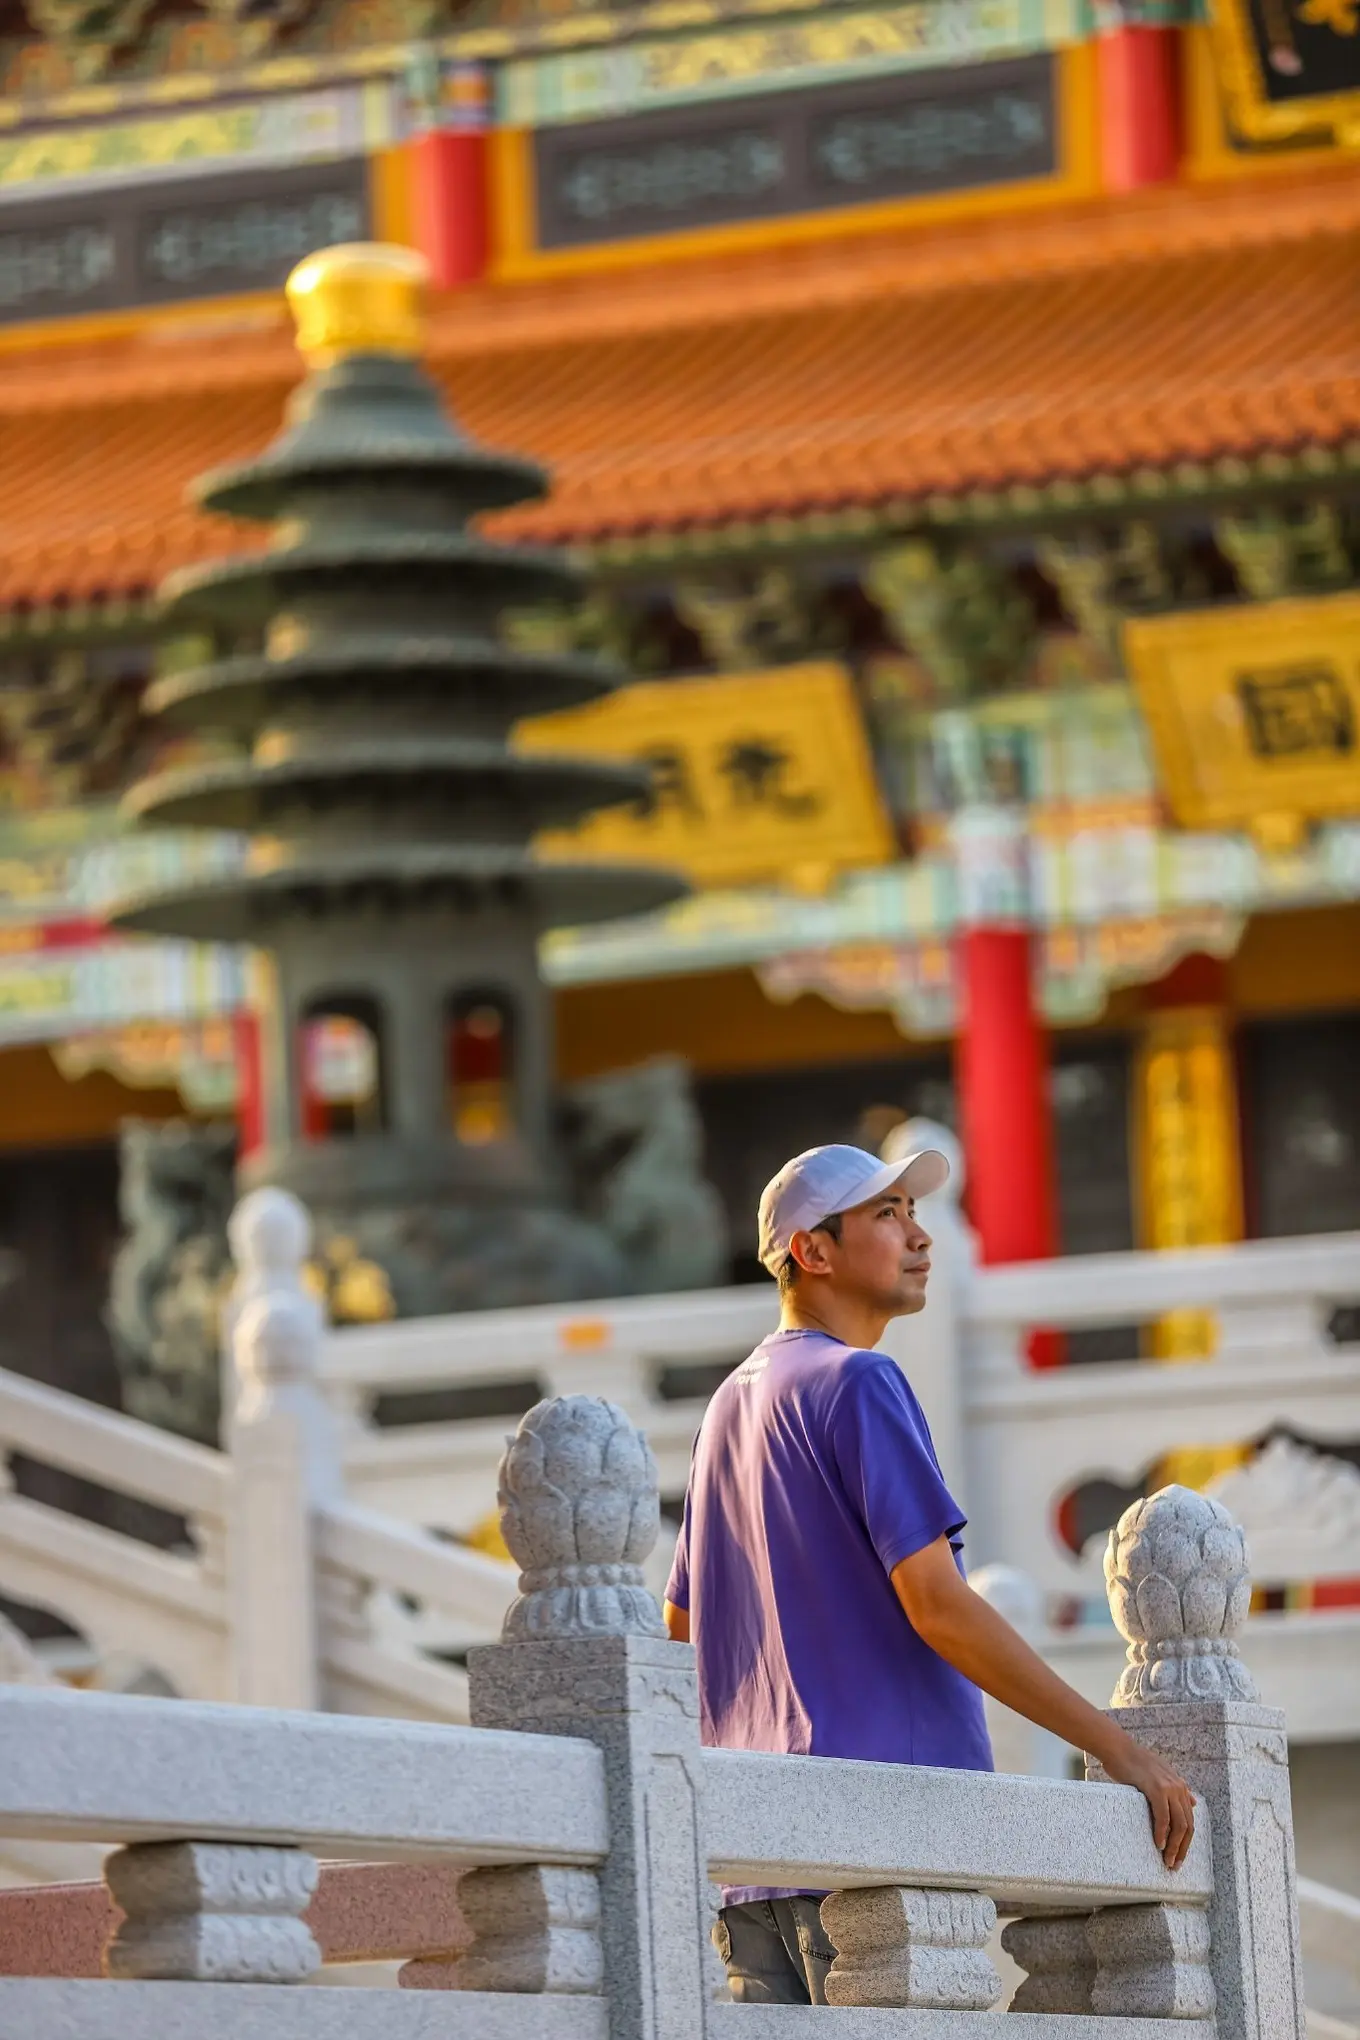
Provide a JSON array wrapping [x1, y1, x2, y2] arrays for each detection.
[[316, 1502, 514, 1633], [0, 1496, 215, 1623], [323, 1284, 777, 1393], [341, 1405, 705, 1535], [0, 1689, 606, 1864], [0, 1372, 228, 1522], [968, 1234, 1360, 1332], [964, 1351, 1360, 1592], [709, 2004, 1215, 2040], [321, 1632, 471, 1724], [0, 1494, 229, 1701], [1298, 1878, 1360, 1986], [0, 1981, 610, 2040], [703, 1749, 1214, 1912]]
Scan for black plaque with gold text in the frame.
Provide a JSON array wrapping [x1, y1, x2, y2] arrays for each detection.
[[531, 53, 1056, 251]]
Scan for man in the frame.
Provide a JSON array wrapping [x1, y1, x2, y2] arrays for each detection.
[[663, 1142, 1194, 2006]]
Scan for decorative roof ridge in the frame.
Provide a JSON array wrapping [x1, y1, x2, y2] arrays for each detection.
[[2, 160, 1358, 419]]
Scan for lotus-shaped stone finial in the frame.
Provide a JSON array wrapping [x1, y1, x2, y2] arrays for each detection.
[[1105, 1484, 1257, 1706], [498, 1396, 667, 1642]]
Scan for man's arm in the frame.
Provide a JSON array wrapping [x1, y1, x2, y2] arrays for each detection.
[[892, 1537, 1195, 1870], [664, 1600, 690, 1643]]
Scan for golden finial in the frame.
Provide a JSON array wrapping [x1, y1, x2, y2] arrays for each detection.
[[285, 242, 429, 369]]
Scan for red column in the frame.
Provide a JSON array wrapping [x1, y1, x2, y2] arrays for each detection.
[[1097, 25, 1182, 192], [957, 928, 1062, 1366], [234, 1009, 264, 1161], [410, 63, 491, 290], [957, 929, 1060, 1266]]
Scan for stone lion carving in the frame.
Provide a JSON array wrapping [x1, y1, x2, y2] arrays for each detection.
[[560, 1057, 728, 1294], [107, 1119, 237, 1444]]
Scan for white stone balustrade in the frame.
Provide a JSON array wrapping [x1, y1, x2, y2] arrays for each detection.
[[0, 1390, 1311, 2040], [0, 1178, 1355, 1742], [310, 1197, 1359, 1739]]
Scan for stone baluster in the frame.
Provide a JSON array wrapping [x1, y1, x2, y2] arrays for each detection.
[[1002, 1483, 1306, 2038], [1088, 1902, 1216, 2020], [823, 1886, 1002, 2010], [104, 1841, 321, 1982], [1004, 1917, 1096, 2012], [224, 1188, 339, 1711], [447, 1395, 710, 2040], [403, 1865, 602, 1992]]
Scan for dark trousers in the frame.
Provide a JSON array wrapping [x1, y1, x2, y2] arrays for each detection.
[[713, 1898, 836, 2004]]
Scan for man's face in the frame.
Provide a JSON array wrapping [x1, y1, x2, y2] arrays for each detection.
[[815, 1189, 933, 1315]]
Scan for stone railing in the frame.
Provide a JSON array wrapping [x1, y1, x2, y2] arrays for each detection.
[[317, 1165, 1360, 1623], [1, 1178, 1356, 1745], [0, 1190, 517, 1723], [0, 1395, 1307, 2040]]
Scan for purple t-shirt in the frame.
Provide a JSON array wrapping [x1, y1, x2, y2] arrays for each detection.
[[665, 1328, 993, 1904]]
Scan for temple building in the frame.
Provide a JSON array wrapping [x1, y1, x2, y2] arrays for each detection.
[[0, 0, 1359, 1407]]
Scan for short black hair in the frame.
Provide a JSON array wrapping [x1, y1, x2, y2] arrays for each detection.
[[776, 1209, 843, 1297]]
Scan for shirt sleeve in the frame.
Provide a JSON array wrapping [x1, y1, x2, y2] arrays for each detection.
[[664, 1495, 691, 1610], [828, 1357, 967, 1575]]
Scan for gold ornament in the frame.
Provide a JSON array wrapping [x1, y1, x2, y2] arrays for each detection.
[[286, 242, 429, 369]]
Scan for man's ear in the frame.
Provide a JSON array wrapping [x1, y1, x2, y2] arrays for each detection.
[[787, 1227, 833, 1277]]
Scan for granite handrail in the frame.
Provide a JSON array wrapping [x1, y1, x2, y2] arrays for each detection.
[[0, 1685, 605, 1864], [702, 1751, 1215, 1913]]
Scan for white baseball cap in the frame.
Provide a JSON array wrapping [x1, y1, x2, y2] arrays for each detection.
[[757, 1142, 950, 1277]]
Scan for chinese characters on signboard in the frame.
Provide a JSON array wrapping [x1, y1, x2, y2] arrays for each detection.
[[0, 156, 368, 325], [531, 54, 1055, 248], [518, 662, 897, 889], [1235, 665, 1355, 761], [1211, 0, 1360, 141], [1124, 594, 1360, 837]]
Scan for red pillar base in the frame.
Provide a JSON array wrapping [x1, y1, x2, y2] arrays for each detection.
[[957, 927, 1062, 1367], [1098, 25, 1182, 193]]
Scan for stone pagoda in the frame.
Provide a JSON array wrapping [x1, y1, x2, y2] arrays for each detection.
[[111, 243, 717, 1337]]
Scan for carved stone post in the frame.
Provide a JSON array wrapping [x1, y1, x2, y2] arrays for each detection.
[[462, 1396, 711, 2040], [1094, 1486, 1307, 2040], [104, 1841, 321, 1982], [224, 1188, 339, 1710]]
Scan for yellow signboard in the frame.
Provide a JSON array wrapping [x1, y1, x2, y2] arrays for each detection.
[[1124, 595, 1360, 839], [517, 662, 895, 890]]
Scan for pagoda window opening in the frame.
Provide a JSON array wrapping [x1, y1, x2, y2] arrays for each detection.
[[298, 994, 388, 1140], [446, 993, 516, 1146]]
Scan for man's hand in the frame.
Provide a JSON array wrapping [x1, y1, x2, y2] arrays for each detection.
[[891, 1537, 1195, 1871], [1097, 1736, 1196, 1871]]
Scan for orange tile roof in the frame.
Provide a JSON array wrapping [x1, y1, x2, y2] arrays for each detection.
[[2, 166, 1358, 606]]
